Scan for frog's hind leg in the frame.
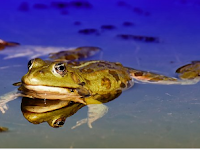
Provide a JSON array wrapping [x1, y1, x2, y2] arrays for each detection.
[[127, 68, 198, 85], [49, 46, 101, 61]]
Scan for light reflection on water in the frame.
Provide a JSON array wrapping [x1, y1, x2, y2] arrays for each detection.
[[1, 0, 200, 148]]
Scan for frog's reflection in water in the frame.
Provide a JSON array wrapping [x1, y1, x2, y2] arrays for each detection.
[[21, 98, 84, 128], [21, 97, 110, 129]]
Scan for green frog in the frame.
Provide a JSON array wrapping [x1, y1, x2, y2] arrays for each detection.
[[0, 40, 199, 128]]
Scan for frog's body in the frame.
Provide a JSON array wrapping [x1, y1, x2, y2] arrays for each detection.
[[19, 57, 184, 105]]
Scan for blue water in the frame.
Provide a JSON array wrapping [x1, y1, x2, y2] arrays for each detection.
[[1, 0, 200, 148]]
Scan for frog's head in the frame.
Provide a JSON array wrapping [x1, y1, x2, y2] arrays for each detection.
[[21, 58, 82, 96]]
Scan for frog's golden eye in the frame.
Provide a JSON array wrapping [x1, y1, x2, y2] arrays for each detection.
[[54, 62, 66, 76], [53, 118, 65, 128], [28, 59, 34, 70]]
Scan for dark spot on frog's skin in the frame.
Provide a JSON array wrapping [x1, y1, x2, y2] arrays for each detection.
[[123, 21, 134, 27], [79, 82, 85, 86], [97, 63, 105, 67], [94, 90, 122, 103], [148, 76, 163, 82], [74, 21, 81, 25], [78, 29, 99, 35], [85, 79, 91, 85], [97, 62, 116, 69], [101, 25, 116, 30], [33, 3, 48, 9], [101, 77, 111, 89], [134, 71, 144, 76], [109, 70, 120, 82], [18, 2, 29, 11], [65, 54, 77, 60], [77, 88, 90, 97], [77, 53, 87, 59], [120, 82, 126, 88]]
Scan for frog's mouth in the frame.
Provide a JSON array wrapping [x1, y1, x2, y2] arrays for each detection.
[[16, 83, 85, 104]]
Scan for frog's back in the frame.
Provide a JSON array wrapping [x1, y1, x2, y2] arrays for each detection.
[[70, 61, 133, 95]]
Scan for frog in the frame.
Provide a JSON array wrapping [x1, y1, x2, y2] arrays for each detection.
[[0, 39, 199, 128], [17, 51, 197, 106]]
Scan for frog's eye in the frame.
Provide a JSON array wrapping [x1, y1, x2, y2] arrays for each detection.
[[28, 59, 34, 70], [53, 118, 65, 128], [54, 62, 66, 76]]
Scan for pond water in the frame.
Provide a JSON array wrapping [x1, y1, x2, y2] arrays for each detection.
[[1, 0, 200, 148]]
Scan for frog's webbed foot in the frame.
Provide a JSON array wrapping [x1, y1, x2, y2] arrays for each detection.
[[71, 100, 108, 129], [49, 46, 101, 61], [0, 90, 20, 114], [176, 61, 200, 80]]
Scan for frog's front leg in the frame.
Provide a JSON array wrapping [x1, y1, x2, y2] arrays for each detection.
[[0, 89, 20, 113], [71, 97, 108, 129]]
